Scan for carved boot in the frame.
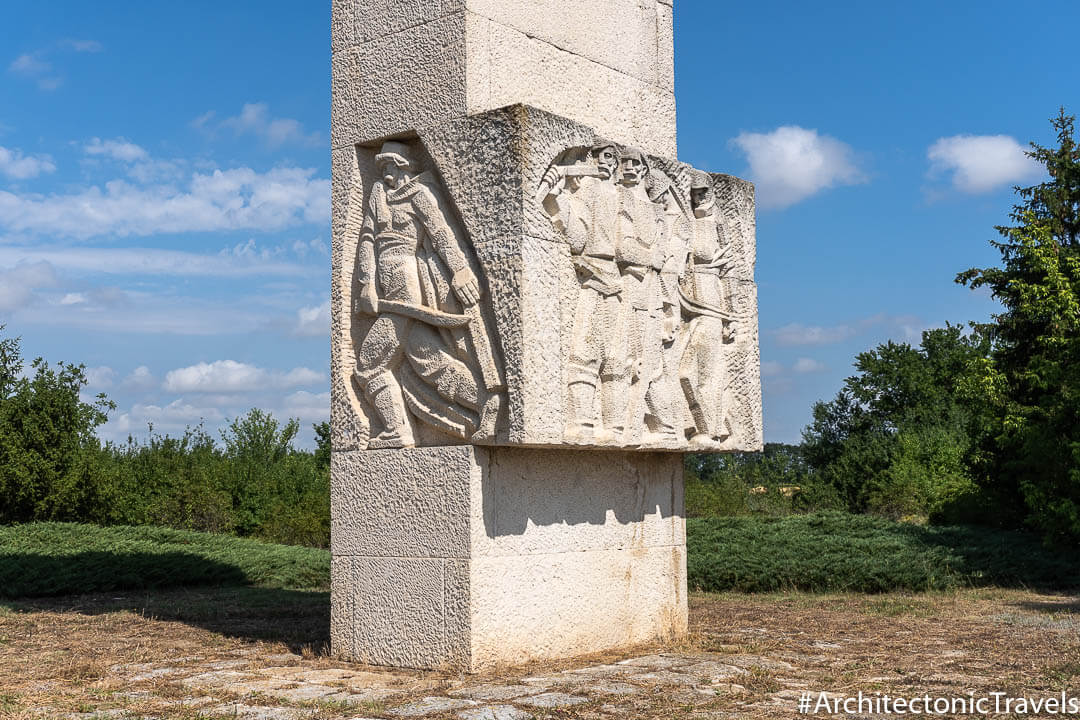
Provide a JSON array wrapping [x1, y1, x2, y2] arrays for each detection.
[[595, 375, 628, 444], [471, 392, 501, 443], [363, 371, 416, 449], [565, 364, 598, 443]]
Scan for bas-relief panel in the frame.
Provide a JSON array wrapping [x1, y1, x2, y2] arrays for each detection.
[[538, 144, 753, 450], [337, 131, 758, 452], [343, 139, 506, 450]]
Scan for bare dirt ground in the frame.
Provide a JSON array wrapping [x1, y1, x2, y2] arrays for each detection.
[[1, 587, 1078, 719]]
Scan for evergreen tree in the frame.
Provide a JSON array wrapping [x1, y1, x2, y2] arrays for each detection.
[[957, 109, 1080, 544]]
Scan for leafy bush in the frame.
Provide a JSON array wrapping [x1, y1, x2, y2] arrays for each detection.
[[685, 444, 842, 518], [0, 330, 114, 525], [687, 512, 1080, 593]]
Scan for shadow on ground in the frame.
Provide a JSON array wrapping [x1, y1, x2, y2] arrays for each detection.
[[0, 550, 331, 654], [3, 584, 331, 654], [1015, 599, 1080, 614]]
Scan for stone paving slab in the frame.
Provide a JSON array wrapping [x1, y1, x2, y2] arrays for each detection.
[[632, 669, 701, 686], [681, 659, 751, 682], [447, 684, 539, 701], [454, 706, 533, 720], [207, 704, 316, 720], [388, 697, 480, 717], [179, 670, 251, 688], [616, 654, 694, 669], [721, 654, 796, 672], [581, 680, 640, 696], [516, 691, 590, 708]]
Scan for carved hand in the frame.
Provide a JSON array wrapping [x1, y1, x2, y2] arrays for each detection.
[[453, 268, 481, 307], [355, 283, 378, 315], [662, 314, 678, 343], [542, 166, 565, 194]]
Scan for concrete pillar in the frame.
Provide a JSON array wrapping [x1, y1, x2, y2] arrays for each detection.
[[331, 0, 677, 157], [329, 0, 759, 671]]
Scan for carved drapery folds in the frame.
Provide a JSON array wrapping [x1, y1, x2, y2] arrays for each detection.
[[346, 139, 505, 450], [538, 144, 751, 450]]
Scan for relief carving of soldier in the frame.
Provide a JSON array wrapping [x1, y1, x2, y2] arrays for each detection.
[[540, 144, 630, 443], [353, 140, 503, 449], [678, 170, 736, 448], [616, 148, 679, 443]]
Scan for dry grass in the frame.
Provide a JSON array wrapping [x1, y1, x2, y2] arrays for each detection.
[[1, 587, 1079, 719]]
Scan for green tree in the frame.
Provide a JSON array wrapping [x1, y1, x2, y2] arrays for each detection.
[[801, 325, 988, 519], [0, 327, 114, 523], [957, 109, 1080, 543], [313, 420, 331, 471]]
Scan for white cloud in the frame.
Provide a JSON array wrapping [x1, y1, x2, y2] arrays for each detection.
[[191, 111, 216, 130], [0, 245, 318, 278], [773, 323, 856, 346], [0, 165, 330, 238], [61, 39, 103, 53], [730, 125, 865, 208], [82, 138, 180, 183], [927, 134, 1043, 194], [84, 137, 148, 163], [211, 103, 322, 148], [760, 361, 784, 378], [0, 146, 56, 179], [8, 41, 100, 90], [122, 366, 157, 390], [279, 390, 330, 420], [292, 236, 328, 258], [8, 53, 49, 76], [0, 261, 58, 312], [163, 360, 323, 393], [108, 399, 225, 437], [7, 52, 61, 89], [84, 366, 116, 389], [294, 300, 330, 337], [793, 357, 827, 374]]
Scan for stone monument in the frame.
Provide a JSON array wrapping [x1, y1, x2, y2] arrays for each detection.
[[330, 0, 761, 671]]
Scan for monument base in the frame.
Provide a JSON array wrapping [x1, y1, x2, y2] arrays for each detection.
[[331, 446, 687, 671]]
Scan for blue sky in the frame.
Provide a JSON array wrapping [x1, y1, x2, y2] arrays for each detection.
[[0, 1, 1076, 448]]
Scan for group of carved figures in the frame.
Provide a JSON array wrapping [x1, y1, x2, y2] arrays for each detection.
[[349, 139, 736, 450], [540, 144, 737, 449]]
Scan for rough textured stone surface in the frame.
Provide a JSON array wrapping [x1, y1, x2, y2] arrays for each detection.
[[617, 654, 692, 668], [447, 684, 537, 701], [332, 445, 687, 670], [455, 706, 533, 720], [517, 692, 590, 708], [582, 681, 640, 695], [331, 12, 467, 149], [389, 697, 479, 717], [331, 106, 762, 453]]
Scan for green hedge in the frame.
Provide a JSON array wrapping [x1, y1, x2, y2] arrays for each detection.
[[687, 512, 1080, 593], [0, 522, 329, 598]]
